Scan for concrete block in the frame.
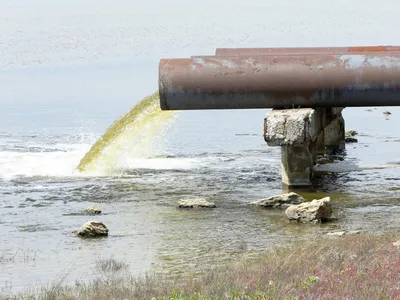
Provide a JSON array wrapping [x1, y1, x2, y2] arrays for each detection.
[[264, 108, 318, 147]]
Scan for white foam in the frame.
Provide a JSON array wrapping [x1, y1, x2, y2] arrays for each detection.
[[122, 157, 203, 171], [0, 144, 90, 180], [0, 141, 206, 180]]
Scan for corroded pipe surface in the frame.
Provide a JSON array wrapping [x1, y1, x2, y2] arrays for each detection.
[[159, 54, 400, 110], [215, 46, 400, 56]]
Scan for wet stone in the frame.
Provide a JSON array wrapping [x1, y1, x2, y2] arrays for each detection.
[[178, 197, 216, 208], [345, 137, 358, 143], [326, 230, 361, 237], [345, 130, 358, 143], [285, 197, 332, 224], [249, 192, 305, 209], [84, 207, 102, 215], [316, 156, 335, 165], [326, 231, 346, 237], [345, 130, 358, 138], [74, 221, 109, 238], [32, 202, 51, 207]]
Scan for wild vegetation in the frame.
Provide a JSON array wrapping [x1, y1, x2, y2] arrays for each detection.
[[2, 234, 400, 299]]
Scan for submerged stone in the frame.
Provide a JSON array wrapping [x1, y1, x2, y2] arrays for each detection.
[[249, 192, 305, 209], [84, 207, 102, 215], [345, 130, 358, 143], [285, 196, 332, 224], [178, 197, 216, 208], [345, 130, 358, 138], [326, 230, 361, 237], [345, 137, 358, 143], [74, 221, 109, 238]]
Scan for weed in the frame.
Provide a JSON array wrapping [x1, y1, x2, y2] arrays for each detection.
[[2, 234, 400, 299]]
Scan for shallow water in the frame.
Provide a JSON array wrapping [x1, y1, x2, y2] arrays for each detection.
[[1, 0, 400, 293]]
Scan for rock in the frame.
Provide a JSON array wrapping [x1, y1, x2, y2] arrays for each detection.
[[393, 241, 400, 248], [345, 130, 358, 138], [84, 207, 102, 215], [317, 156, 335, 165], [326, 231, 346, 237], [326, 230, 360, 237], [345, 137, 358, 143], [345, 130, 358, 143], [74, 221, 109, 238], [348, 230, 361, 235], [383, 111, 392, 115], [178, 197, 216, 208], [285, 197, 332, 224], [250, 192, 305, 209]]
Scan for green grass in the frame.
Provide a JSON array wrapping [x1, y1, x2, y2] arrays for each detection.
[[2, 234, 400, 299]]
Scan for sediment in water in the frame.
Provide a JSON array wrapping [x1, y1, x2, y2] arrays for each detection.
[[76, 91, 176, 174]]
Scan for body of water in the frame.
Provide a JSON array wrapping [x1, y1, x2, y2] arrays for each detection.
[[1, 0, 400, 292]]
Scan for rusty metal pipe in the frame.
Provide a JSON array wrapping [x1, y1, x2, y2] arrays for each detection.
[[159, 54, 400, 110], [215, 46, 400, 56]]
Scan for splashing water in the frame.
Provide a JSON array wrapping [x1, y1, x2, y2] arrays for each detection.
[[76, 91, 177, 174]]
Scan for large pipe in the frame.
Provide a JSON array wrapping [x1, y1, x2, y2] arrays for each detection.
[[215, 46, 400, 56], [159, 54, 400, 110]]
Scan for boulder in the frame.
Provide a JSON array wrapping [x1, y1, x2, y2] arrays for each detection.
[[74, 221, 109, 238], [345, 130, 358, 143], [345, 130, 358, 138], [285, 197, 332, 224], [178, 197, 216, 208], [250, 192, 305, 209], [84, 207, 102, 215]]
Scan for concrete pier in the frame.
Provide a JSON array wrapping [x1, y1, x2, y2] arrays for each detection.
[[264, 108, 345, 187]]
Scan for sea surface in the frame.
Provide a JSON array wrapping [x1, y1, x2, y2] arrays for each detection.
[[1, 0, 400, 292]]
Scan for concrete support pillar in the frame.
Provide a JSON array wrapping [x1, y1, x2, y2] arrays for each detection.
[[264, 108, 320, 187], [315, 107, 345, 155], [264, 107, 346, 187], [281, 144, 316, 187], [324, 114, 345, 151]]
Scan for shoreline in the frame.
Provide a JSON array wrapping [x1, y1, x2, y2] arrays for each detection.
[[2, 231, 399, 299]]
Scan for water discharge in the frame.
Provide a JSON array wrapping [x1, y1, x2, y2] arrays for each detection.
[[76, 91, 177, 174]]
